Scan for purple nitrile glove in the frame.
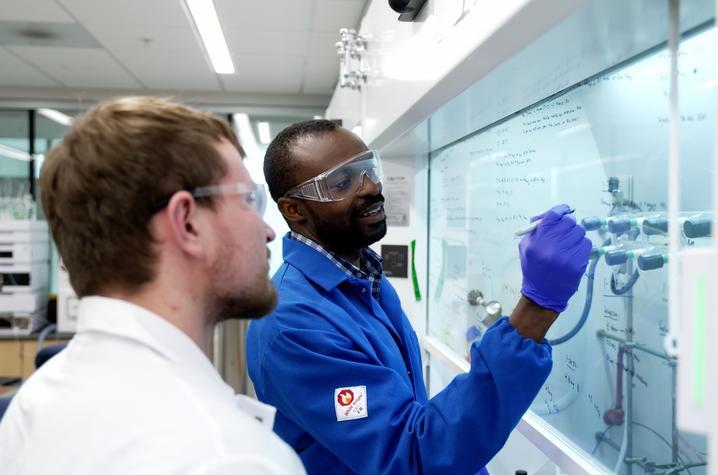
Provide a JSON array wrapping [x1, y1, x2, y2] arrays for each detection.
[[519, 204, 592, 313]]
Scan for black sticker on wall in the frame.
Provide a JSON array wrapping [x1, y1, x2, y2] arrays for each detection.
[[381, 245, 409, 278]]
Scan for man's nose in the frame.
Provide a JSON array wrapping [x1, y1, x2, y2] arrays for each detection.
[[357, 173, 382, 196], [264, 221, 276, 242]]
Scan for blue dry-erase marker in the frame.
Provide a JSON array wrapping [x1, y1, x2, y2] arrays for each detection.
[[514, 208, 576, 237]]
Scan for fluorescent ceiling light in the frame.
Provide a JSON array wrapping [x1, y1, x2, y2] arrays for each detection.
[[185, 0, 235, 74], [257, 122, 271, 144], [0, 144, 31, 161], [38, 108, 73, 127]]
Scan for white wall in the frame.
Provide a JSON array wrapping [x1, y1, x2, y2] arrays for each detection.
[[369, 121, 429, 335]]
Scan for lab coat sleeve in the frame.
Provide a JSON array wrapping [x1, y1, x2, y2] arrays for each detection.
[[261, 316, 552, 475]]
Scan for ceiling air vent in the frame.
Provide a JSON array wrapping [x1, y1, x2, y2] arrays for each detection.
[[16, 28, 58, 41]]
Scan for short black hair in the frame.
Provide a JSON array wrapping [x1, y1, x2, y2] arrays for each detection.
[[264, 119, 339, 202]]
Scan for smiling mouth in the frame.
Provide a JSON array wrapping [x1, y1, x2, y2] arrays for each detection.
[[359, 202, 384, 218]]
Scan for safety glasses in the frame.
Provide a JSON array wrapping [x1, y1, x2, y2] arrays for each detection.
[[152, 182, 267, 217], [284, 150, 383, 202]]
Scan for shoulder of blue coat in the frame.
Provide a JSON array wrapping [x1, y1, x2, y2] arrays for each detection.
[[258, 264, 346, 335]]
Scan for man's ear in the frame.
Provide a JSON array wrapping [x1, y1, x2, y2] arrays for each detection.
[[165, 191, 205, 258], [277, 197, 307, 225]]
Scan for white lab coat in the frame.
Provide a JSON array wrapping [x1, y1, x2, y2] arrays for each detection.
[[0, 296, 306, 475]]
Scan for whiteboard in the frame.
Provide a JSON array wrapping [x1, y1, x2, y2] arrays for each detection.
[[426, 26, 714, 474]]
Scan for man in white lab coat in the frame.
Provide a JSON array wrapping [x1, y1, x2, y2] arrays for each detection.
[[0, 97, 305, 475]]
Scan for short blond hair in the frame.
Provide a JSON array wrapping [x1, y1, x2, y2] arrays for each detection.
[[41, 97, 242, 297]]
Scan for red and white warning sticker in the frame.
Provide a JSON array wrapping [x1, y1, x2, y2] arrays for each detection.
[[334, 386, 368, 422]]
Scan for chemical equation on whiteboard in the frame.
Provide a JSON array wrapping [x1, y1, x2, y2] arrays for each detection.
[[542, 386, 560, 415], [604, 321, 629, 334], [602, 308, 620, 321], [658, 320, 668, 336], [495, 149, 537, 168], [496, 176, 547, 186], [521, 97, 575, 116], [565, 356, 578, 372], [501, 283, 521, 297], [523, 116, 580, 135], [521, 98, 583, 135], [469, 147, 495, 160], [584, 71, 633, 87], [658, 112, 707, 124], [587, 393, 602, 419], [564, 373, 580, 393], [496, 213, 531, 224], [604, 353, 649, 388], [447, 214, 483, 224]]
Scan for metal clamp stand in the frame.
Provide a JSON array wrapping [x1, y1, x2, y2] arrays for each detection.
[[467, 289, 503, 326], [335, 28, 368, 90]]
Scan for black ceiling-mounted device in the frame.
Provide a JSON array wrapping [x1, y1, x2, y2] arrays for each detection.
[[388, 0, 428, 22]]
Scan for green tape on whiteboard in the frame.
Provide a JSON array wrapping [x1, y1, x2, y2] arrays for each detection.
[[411, 239, 422, 301]]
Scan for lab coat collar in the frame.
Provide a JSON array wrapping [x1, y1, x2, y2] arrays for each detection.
[[282, 233, 350, 292], [77, 296, 278, 427], [76, 296, 218, 380]]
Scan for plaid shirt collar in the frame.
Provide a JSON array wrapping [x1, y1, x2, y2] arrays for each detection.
[[290, 231, 383, 299]]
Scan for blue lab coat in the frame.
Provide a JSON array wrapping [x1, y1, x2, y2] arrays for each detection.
[[247, 234, 553, 474]]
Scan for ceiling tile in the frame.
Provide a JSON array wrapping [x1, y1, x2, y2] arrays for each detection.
[[58, 0, 190, 27], [313, 0, 366, 33], [0, 0, 75, 23], [7, 46, 142, 89], [302, 56, 339, 95], [0, 46, 60, 87], [0, 21, 101, 48], [215, 0, 314, 31], [114, 54, 222, 91], [80, 23, 221, 90], [301, 79, 337, 95], [220, 54, 304, 94], [225, 29, 310, 56], [0, 0, 367, 99], [82, 23, 200, 55], [307, 32, 341, 60]]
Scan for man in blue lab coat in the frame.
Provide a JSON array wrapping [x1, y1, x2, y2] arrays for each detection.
[[247, 120, 592, 474]]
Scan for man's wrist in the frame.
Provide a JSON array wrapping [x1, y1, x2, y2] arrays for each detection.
[[509, 296, 559, 342]]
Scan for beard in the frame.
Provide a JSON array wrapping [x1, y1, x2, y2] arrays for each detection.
[[210, 278, 277, 322], [311, 196, 388, 255], [207, 244, 278, 323]]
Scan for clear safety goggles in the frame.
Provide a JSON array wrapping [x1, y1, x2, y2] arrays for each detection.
[[152, 182, 267, 217], [284, 150, 383, 202], [192, 182, 267, 217]]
